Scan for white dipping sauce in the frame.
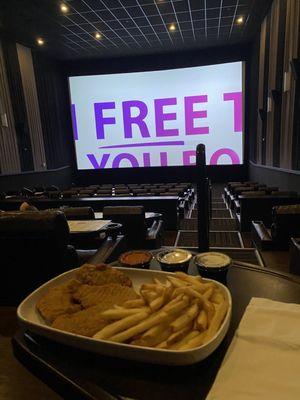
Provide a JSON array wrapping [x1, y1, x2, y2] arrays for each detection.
[[195, 252, 231, 268], [161, 250, 191, 264]]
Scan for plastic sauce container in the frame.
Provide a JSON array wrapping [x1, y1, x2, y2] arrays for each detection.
[[194, 252, 232, 282], [156, 249, 192, 272]]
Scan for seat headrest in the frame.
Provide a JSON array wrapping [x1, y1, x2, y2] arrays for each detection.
[[62, 206, 95, 219], [103, 206, 145, 215], [0, 210, 69, 234], [273, 204, 300, 215]]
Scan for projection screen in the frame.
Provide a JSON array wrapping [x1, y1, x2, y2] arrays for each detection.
[[69, 61, 244, 170]]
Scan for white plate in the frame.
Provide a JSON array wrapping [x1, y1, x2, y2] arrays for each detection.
[[17, 268, 232, 366]]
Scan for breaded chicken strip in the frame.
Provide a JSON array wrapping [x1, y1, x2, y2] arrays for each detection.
[[73, 283, 139, 309], [51, 304, 108, 337], [75, 263, 132, 287], [51, 283, 139, 337], [36, 279, 82, 324]]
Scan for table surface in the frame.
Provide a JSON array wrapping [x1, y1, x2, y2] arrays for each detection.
[[94, 212, 162, 220], [67, 220, 111, 233], [13, 263, 300, 400]]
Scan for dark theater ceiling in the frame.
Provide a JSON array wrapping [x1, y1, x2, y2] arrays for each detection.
[[0, 0, 273, 59]]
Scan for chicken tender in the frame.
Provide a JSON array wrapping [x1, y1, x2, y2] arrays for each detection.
[[51, 304, 108, 337], [36, 279, 82, 324], [73, 283, 139, 309], [76, 263, 132, 287]]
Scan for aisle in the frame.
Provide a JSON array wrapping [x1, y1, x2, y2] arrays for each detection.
[[175, 184, 264, 266]]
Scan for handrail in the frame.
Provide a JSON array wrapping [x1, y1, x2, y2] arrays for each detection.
[[196, 144, 209, 252]]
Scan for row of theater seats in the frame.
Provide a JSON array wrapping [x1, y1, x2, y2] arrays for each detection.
[[224, 181, 300, 231], [1, 182, 193, 200], [225, 181, 300, 275]]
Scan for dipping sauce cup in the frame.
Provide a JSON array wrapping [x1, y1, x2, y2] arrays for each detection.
[[156, 249, 192, 273], [119, 251, 152, 269], [194, 252, 232, 282]]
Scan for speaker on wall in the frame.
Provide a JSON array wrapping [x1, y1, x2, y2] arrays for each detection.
[[290, 58, 300, 81], [258, 108, 267, 122], [269, 89, 281, 104]]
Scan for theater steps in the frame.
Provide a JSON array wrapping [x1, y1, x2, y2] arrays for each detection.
[[175, 184, 264, 266]]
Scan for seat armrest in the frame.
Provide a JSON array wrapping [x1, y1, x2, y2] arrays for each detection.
[[87, 235, 126, 264], [252, 221, 272, 241], [290, 238, 300, 275], [251, 221, 273, 251], [64, 245, 79, 269], [147, 219, 163, 240]]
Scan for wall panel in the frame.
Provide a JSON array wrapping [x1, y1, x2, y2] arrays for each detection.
[[252, 0, 300, 182], [1, 37, 34, 171], [32, 52, 73, 169], [265, 0, 280, 166], [0, 41, 21, 173], [257, 20, 267, 164], [16, 43, 47, 171], [280, 0, 300, 169]]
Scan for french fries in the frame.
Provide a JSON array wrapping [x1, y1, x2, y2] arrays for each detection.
[[93, 272, 229, 351]]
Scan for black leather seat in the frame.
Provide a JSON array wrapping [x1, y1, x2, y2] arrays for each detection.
[[271, 205, 300, 246], [103, 206, 163, 249], [62, 206, 95, 220], [0, 210, 78, 305], [289, 238, 300, 275], [252, 204, 300, 251]]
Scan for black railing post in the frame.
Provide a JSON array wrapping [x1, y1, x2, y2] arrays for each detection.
[[196, 144, 209, 252]]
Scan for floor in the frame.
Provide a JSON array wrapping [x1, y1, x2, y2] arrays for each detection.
[[0, 309, 62, 400], [0, 183, 291, 399]]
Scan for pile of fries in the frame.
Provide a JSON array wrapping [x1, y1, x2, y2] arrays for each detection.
[[93, 272, 229, 351]]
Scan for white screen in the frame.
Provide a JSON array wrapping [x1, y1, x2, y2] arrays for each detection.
[[69, 61, 244, 170]]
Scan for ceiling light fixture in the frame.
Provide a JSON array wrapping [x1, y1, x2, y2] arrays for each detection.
[[169, 23, 176, 32], [236, 16, 244, 25], [95, 32, 102, 39], [60, 3, 69, 13], [37, 38, 45, 46]]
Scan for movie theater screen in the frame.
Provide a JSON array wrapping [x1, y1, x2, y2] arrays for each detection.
[[69, 61, 244, 170]]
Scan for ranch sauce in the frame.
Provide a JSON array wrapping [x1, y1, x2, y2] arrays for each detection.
[[161, 250, 191, 264], [195, 252, 231, 268]]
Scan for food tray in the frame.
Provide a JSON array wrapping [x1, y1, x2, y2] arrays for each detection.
[[17, 268, 232, 366]]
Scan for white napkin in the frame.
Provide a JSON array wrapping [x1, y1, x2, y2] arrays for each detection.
[[206, 297, 300, 400]]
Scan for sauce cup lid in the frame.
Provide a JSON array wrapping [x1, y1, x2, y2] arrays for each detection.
[[119, 250, 152, 266], [194, 252, 231, 269], [156, 249, 192, 265]]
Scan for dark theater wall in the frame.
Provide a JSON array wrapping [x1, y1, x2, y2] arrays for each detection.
[[0, 37, 73, 192], [1, 37, 34, 172], [0, 166, 72, 192], [32, 52, 73, 170], [249, 0, 300, 190]]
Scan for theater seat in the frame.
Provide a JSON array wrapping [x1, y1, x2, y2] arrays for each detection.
[[48, 191, 61, 199], [61, 190, 78, 198], [62, 206, 95, 220], [103, 205, 163, 249], [0, 211, 78, 305], [45, 185, 60, 192], [271, 191, 298, 196], [252, 204, 300, 250], [79, 189, 95, 196], [21, 187, 34, 197], [289, 238, 300, 275], [240, 191, 266, 197], [271, 205, 300, 247]]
